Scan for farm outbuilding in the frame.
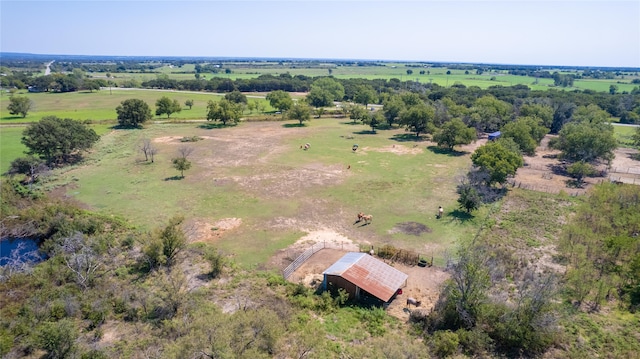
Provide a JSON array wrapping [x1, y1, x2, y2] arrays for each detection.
[[322, 252, 408, 305]]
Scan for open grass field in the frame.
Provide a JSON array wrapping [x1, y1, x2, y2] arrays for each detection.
[[614, 124, 640, 148], [0, 123, 113, 174], [0, 89, 276, 124], [101, 63, 639, 92], [44, 118, 485, 268]]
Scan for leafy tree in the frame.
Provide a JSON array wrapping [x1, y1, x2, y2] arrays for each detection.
[[348, 104, 368, 125], [354, 85, 377, 108], [383, 94, 405, 126], [468, 95, 513, 132], [287, 102, 311, 125], [172, 157, 191, 178], [185, 99, 194, 109], [500, 116, 549, 155], [364, 111, 384, 133], [551, 101, 576, 133], [399, 103, 436, 137], [82, 79, 101, 92], [457, 182, 481, 213], [519, 103, 553, 128], [554, 121, 617, 163], [311, 77, 344, 101], [306, 87, 334, 108], [206, 99, 242, 126], [116, 98, 152, 127], [428, 246, 490, 330], [7, 95, 33, 117], [266, 90, 293, 113], [566, 161, 597, 187], [22, 116, 99, 164], [155, 96, 182, 118], [158, 216, 187, 266], [433, 118, 477, 150], [471, 140, 523, 185], [224, 90, 247, 104]]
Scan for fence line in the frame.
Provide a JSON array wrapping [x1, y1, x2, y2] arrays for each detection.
[[509, 180, 586, 196], [609, 167, 640, 175], [282, 241, 354, 279]]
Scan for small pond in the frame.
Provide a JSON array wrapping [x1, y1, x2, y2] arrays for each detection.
[[0, 237, 44, 266]]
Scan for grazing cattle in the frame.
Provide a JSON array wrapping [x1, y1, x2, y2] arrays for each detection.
[[304, 143, 310, 150], [354, 212, 365, 224], [362, 214, 373, 224], [406, 297, 421, 307]]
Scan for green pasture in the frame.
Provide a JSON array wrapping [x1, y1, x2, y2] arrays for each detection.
[[614, 124, 639, 148], [0, 123, 113, 174], [43, 119, 482, 268], [0, 90, 275, 124], [106, 62, 639, 92]]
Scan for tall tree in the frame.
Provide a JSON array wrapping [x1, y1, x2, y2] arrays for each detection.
[[21, 116, 99, 164], [354, 85, 377, 108], [471, 140, 524, 185], [399, 103, 436, 137], [155, 96, 182, 118], [383, 95, 406, 127], [287, 102, 312, 125], [206, 99, 242, 126], [224, 90, 247, 105], [433, 118, 477, 150], [311, 77, 345, 101], [7, 96, 33, 118], [116, 98, 152, 127], [468, 95, 513, 132], [554, 121, 617, 163], [500, 116, 549, 155], [266, 90, 293, 114]]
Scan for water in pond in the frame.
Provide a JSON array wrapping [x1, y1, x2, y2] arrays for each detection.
[[0, 238, 44, 266]]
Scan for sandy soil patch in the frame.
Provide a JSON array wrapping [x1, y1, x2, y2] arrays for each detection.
[[185, 217, 242, 243], [364, 144, 423, 155]]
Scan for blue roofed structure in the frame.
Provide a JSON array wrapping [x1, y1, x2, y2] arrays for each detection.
[[488, 131, 501, 140]]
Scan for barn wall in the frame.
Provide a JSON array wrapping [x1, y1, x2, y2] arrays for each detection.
[[325, 274, 358, 300]]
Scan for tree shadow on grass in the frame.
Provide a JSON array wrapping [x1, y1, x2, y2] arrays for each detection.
[[164, 175, 183, 181], [339, 121, 362, 126], [447, 209, 474, 223], [353, 130, 377, 135], [283, 123, 306, 128], [1, 115, 24, 121], [389, 133, 424, 143], [198, 122, 232, 130], [427, 146, 468, 157]]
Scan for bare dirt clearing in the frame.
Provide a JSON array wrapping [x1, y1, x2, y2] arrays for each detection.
[[513, 135, 640, 194]]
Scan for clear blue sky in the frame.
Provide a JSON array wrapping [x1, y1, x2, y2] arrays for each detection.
[[1, 0, 639, 67]]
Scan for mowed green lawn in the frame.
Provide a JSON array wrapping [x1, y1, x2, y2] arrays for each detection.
[[45, 119, 483, 267]]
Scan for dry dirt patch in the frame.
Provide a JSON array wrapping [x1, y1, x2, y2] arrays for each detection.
[[185, 217, 242, 243]]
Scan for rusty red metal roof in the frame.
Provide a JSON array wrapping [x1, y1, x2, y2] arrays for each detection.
[[323, 252, 408, 302]]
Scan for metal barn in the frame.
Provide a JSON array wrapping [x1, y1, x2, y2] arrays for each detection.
[[322, 252, 408, 304]]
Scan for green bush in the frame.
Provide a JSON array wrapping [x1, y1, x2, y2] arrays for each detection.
[[34, 319, 78, 359], [430, 330, 460, 358]]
